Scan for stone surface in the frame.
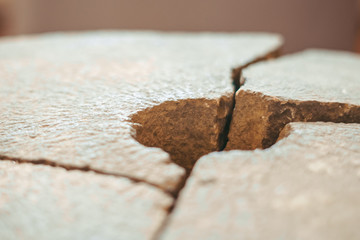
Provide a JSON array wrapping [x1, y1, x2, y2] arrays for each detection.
[[0, 161, 173, 240], [226, 49, 360, 150], [160, 122, 360, 240], [0, 31, 282, 190]]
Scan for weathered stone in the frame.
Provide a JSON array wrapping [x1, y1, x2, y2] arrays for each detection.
[[160, 122, 360, 240], [131, 97, 231, 170], [0, 161, 173, 240], [0, 31, 282, 189], [226, 49, 360, 150]]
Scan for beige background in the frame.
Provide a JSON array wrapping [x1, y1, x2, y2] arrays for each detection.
[[1, 0, 360, 53]]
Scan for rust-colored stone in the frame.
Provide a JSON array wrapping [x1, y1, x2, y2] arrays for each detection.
[[131, 97, 233, 170]]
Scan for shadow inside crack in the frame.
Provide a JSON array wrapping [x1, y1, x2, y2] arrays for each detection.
[[130, 97, 233, 171]]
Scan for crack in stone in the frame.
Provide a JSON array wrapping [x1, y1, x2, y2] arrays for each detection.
[[0, 155, 173, 196], [131, 94, 235, 240], [142, 51, 280, 240], [141, 51, 360, 239], [130, 48, 282, 172], [231, 49, 281, 90], [130, 97, 234, 171]]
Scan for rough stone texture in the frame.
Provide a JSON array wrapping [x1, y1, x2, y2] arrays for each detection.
[[0, 31, 282, 189], [0, 161, 172, 240], [226, 49, 360, 150], [160, 122, 360, 240], [131, 98, 232, 170]]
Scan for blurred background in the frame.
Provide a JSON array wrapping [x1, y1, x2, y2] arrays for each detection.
[[0, 0, 359, 53]]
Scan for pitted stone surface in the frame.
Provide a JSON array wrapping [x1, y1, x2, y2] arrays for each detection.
[[226, 49, 360, 150], [0, 161, 173, 240], [0, 31, 282, 191], [161, 122, 360, 240]]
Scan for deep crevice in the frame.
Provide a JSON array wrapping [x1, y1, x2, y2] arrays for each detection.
[[220, 48, 281, 150], [130, 97, 234, 171]]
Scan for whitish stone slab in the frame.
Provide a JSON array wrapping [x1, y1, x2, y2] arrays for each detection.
[[0, 161, 173, 240], [161, 122, 360, 240]]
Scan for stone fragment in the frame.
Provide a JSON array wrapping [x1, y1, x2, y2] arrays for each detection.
[[0, 31, 282, 190], [226, 49, 360, 150], [160, 122, 360, 240], [0, 161, 172, 240]]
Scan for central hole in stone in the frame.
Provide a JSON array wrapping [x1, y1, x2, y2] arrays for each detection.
[[130, 97, 233, 170]]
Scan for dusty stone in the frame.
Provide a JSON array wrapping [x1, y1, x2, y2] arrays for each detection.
[[0, 161, 173, 240], [226, 49, 360, 150], [0, 31, 282, 189], [160, 122, 360, 240]]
